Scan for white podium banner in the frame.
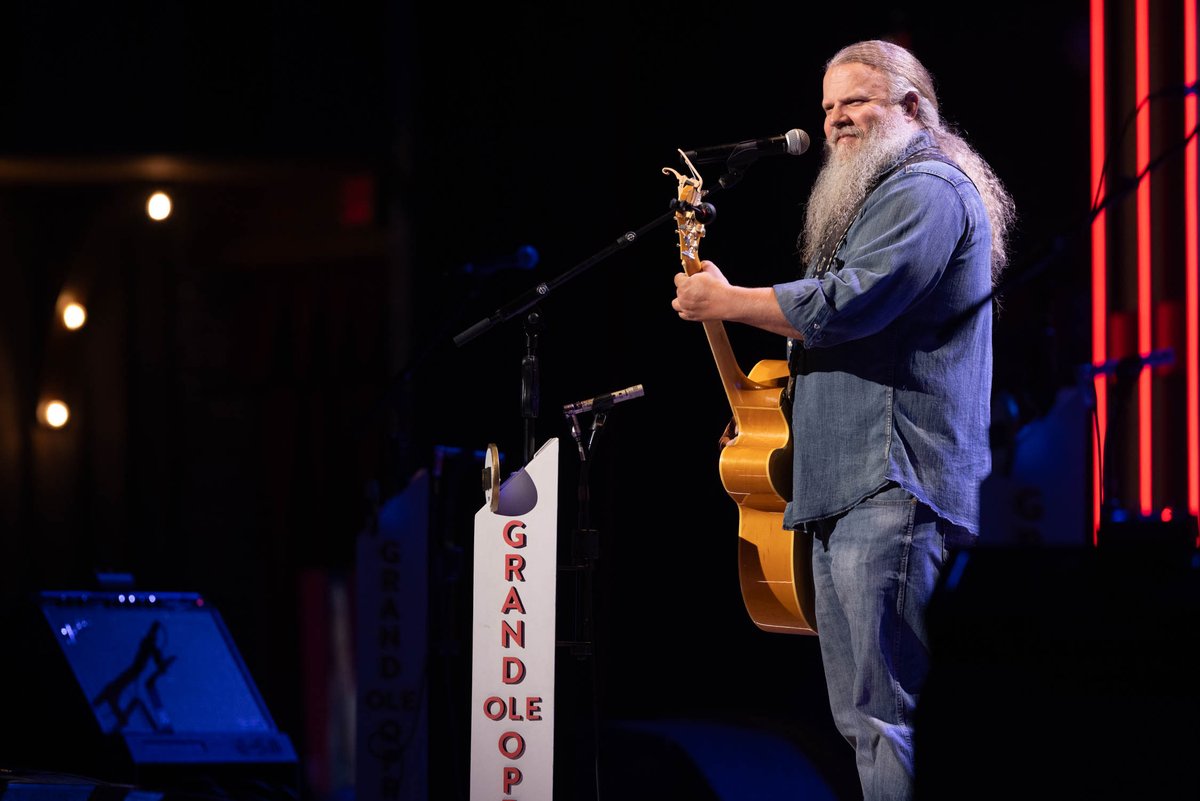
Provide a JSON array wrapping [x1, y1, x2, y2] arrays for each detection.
[[470, 438, 559, 801], [356, 469, 428, 801]]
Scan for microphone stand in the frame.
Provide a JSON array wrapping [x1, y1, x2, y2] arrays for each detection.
[[520, 311, 542, 467], [1077, 348, 1176, 529], [560, 390, 644, 801]]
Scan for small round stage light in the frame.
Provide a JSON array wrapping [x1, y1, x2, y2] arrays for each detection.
[[62, 301, 87, 330], [147, 191, 173, 221], [37, 399, 70, 428]]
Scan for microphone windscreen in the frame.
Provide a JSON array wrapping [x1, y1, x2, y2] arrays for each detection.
[[786, 128, 811, 155]]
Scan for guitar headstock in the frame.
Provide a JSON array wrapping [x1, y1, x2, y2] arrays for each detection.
[[663, 150, 706, 276]]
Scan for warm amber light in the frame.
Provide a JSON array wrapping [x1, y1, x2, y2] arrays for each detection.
[[38, 399, 70, 428], [62, 302, 87, 330], [146, 191, 172, 221]]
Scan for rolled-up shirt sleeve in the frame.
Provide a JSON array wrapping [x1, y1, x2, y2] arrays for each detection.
[[772, 169, 970, 348]]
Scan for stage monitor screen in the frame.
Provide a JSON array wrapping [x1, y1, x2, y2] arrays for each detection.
[[38, 590, 277, 736]]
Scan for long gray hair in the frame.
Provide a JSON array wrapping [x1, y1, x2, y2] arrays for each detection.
[[828, 40, 1016, 286]]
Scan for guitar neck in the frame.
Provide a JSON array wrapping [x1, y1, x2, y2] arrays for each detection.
[[701, 319, 761, 408], [683, 253, 776, 409], [669, 166, 779, 411]]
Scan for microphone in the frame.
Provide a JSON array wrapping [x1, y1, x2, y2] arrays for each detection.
[[682, 129, 810, 166], [562, 383, 645, 416], [1078, 348, 1175, 381], [459, 244, 540, 277]]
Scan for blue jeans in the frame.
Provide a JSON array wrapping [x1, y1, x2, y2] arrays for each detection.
[[809, 484, 970, 801]]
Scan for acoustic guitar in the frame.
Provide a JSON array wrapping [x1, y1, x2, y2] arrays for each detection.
[[664, 154, 816, 635]]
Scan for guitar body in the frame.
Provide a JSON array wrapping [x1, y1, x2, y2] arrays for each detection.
[[719, 359, 816, 635], [717, 359, 792, 510], [664, 159, 816, 636]]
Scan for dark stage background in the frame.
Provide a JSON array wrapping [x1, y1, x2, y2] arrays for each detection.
[[0, 4, 1113, 801]]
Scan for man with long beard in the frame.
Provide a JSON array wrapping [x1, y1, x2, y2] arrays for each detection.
[[671, 39, 1015, 801]]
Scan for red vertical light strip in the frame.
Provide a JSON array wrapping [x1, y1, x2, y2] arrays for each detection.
[[1090, 0, 1108, 540], [1186, 0, 1199, 526], [1136, 0, 1153, 515]]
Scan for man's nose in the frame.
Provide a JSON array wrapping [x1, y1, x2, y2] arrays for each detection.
[[829, 107, 852, 126], [824, 110, 850, 132]]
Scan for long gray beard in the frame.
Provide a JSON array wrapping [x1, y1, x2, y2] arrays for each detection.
[[800, 116, 919, 268]]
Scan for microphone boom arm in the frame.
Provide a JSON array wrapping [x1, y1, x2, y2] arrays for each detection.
[[453, 213, 675, 347]]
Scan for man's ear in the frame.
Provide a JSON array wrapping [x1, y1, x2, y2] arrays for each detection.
[[902, 90, 920, 120]]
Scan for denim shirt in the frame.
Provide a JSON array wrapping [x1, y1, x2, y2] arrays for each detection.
[[773, 130, 993, 534]]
